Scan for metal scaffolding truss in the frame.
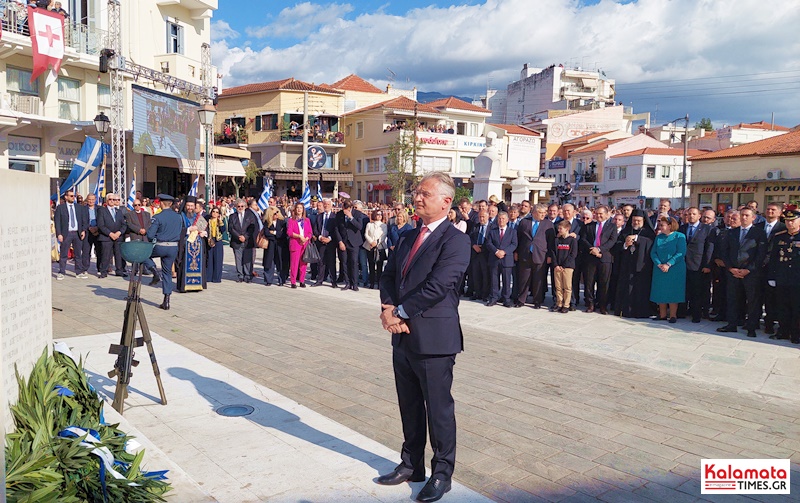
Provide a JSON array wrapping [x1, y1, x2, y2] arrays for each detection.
[[201, 42, 216, 202]]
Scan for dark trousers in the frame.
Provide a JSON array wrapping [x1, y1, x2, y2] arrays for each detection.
[[233, 246, 254, 280], [584, 258, 611, 308], [489, 262, 512, 302], [58, 231, 83, 274], [518, 259, 547, 305], [686, 269, 711, 320], [470, 252, 490, 300], [763, 279, 779, 328], [776, 284, 800, 341], [725, 272, 762, 330], [206, 242, 224, 283], [711, 263, 727, 318], [393, 347, 456, 481], [336, 247, 346, 282], [261, 241, 277, 284], [144, 244, 178, 295], [343, 245, 359, 287], [314, 242, 337, 285], [608, 262, 621, 309], [367, 248, 385, 287], [572, 260, 584, 307], [98, 238, 124, 275], [81, 232, 100, 273]]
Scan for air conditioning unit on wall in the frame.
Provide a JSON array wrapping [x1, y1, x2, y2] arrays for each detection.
[[766, 170, 782, 180]]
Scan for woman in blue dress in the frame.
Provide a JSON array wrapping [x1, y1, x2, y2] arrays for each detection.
[[650, 216, 686, 323]]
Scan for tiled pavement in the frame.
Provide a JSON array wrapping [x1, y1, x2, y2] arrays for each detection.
[[52, 257, 800, 502]]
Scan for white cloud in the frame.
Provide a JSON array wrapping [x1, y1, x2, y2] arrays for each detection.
[[245, 2, 355, 38], [213, 0, 800, 124], [211, 20, 239, 42]]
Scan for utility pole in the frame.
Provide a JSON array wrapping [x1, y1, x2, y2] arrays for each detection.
[[302, 91, 309, 190], [681, 114, 689, 209], [411, 102, 418, 198]]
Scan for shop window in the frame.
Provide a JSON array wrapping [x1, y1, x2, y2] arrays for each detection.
[[698, 193, 712, 208], [646, 165, 656, 179], [58, 78, 81, 121]]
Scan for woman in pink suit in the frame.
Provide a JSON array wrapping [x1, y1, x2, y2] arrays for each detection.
[[287, 202, 312, 288]]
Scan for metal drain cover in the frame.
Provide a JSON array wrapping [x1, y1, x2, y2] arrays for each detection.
[[215, 404, 254, 417]]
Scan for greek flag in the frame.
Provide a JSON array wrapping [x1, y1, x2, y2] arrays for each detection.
[[317, 179, 322, 199], [188, 176, 199, 197], [93, 162, 106, 201], [299, 181, 311, 209], [126, 173, 136, 210], [257, 178, 272, 211], [59, 137, 107, 197]]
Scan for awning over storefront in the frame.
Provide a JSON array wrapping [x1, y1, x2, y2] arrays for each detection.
[[267, 167, 353, 182], [178, 156, 246, 177]]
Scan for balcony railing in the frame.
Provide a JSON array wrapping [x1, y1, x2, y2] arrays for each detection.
[[281, 131, 345, 144], [2, 6, 108, 56]]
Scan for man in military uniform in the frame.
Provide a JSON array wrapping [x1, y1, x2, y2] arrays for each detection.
[[144, 194, 185, 310], [766, 209, 800, 344]]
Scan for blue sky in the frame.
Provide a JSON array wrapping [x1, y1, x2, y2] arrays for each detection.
[[211, 1, 800, 128]]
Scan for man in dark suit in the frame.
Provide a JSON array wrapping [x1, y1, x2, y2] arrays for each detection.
[[54, 189, 89, 279], [311, 198, 338, 287], [468, 211, 491, 302], [516, 203, 554, 308], [580, 205, 618, 314], [334, 200, 365, 291], [679, 207, 715, 323], [96, 193, 128, 278], [82, 193, 102, 276], [124, 198, 151, 242], [484, 211, 517, 307], [562, 203, 584, 310], [229, 198, 258, 283], [758, 202, 786, 334], [711, 209, 736, 322], [716, 208, 767, 337], [378, 172, 471, 503]]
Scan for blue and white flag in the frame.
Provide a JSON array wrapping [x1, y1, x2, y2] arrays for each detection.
[[93, 162, 106, 201], [59, 137, 106, 196], [188, 176, 199, 197], [317, 179, 322, 199], [126, 172, 136, 210], [257, 178, 272, 211], [299, 181, 311, 209]]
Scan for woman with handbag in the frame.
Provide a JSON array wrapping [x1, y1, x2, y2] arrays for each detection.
[[206, 207, 226, 283], [364, 209, 388, 289], [287, 202, 312, 288], [261, 207, 281, 286]]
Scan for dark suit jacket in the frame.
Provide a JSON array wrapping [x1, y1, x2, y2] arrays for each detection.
[[313, 211, 337, 240], [97, 206, 127, 242], [124, 210, 152, 242], [580, 219, 618, 263], [229, 210, 258, 249], [485, 226, 517, 267], [721, 225, 767, 272], [517, 218, 554, 264], [334, 209, 365, 249], [679, 222, 715, 271], [54, 203, 88, 237], [759, 220, 787, 244], [380, 220, 471, 355]]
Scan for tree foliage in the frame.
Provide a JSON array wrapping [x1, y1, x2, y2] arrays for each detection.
[[385, 123, 422, 202], [695, 117, 713, 131]]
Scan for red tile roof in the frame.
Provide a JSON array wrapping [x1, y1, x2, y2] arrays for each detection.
[[610, 147, 707, 158], [344, 96, 443, 116], [427, 97, 490, 114], [730, 121, 790, 131], [571, 138, 624, 153], [329, 74, 383, 94], [690, 129, 800, 160], [491, 124, 540, 136], [560, 131, 615, 146], [220, 78, 343, 97]]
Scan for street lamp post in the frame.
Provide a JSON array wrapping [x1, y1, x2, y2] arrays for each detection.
[[197, 103, 217, 203], [94, 111, 110, 141], [668, 114, 690, 208]]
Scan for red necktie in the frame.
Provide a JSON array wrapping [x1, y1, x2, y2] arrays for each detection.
[[402, 225, 428, 277], [500, 228, 505, 241]]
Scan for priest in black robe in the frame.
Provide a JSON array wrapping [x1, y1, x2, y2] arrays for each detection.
[[614, 210, 656, 318]]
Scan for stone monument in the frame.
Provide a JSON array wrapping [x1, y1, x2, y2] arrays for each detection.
[[0, 169, 53, 433], [510, 170, 531, 204], [472, 131, 504, 202]]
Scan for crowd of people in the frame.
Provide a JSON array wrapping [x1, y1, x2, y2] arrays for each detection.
[[51, 187, 800, 343]]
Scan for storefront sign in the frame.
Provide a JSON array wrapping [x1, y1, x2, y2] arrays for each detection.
[[419, 136, 453, 147], [8, 135, 41, 157], [548, 159, 566, 170], [457, 138, 485, 149], [697, 184, 757, 194], [374, 184, 392, 191], [57, 141, 82, 162], [764, 184, 800, 192]]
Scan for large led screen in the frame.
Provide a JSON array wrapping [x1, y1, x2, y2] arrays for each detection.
[[132, 85, 201, 160]]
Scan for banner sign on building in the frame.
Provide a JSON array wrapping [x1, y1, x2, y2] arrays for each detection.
[[27, 7, 65, 86], [549, 159, 567, 170]]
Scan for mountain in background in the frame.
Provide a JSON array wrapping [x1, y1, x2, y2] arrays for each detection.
[[417, 91, 476, 104]]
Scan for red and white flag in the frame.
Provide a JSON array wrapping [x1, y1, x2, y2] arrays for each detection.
[[27, 7, 65, 86]]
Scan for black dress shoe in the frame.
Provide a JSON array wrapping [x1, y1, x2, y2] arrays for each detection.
[[341, 285, 351, 291], [311, 282, 324, 287], [159, 294, 170, 311], [485, 300, 497, 307], [416, 478, 451, 502], [236, 278, 243, 283], [717, 325, 737, 333], [532, 303, 541, 309], [375, 466, 425, 485], [513, 302, 524, 308], [503, 301, 513, 308], [299, 283, 306, 288], [791, 338, 799, 345], [599, 308, 608, 315], [585, 305, 594, 313], [746, 330, 757, 338], [710, 315, 726, 322], [691, 317, 702, 323], [764, 324, 775, 335], [291, 284, 297, 289], [331, 283, 338, 288], [569, 305, 576, 311], [769, 333, 789, 340], [351, 285, 359, 292], [668, 317, 677, 324]]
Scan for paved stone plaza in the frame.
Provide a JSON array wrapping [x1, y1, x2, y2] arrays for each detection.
[[52, 257, 800, 502]]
